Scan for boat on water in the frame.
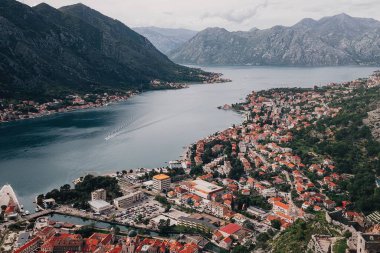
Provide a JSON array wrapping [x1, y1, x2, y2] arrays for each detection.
[[72, 176, 85, 185], [0, 184, 23, 219], [0, 184, 22, 211]]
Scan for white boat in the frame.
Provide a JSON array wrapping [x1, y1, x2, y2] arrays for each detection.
[[0, 184, 22, 212]]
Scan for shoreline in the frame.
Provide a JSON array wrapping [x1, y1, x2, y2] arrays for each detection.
[[3, 69, 380, 253], [0, 93, 135, 125], [0, 77, 231, 125], [0, 96, 132, 125]]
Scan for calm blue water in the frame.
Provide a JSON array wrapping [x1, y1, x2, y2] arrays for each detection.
[[0, 66, 377, 211]]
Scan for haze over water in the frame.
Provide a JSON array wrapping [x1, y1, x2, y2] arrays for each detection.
[[0, 66, 377, 210]]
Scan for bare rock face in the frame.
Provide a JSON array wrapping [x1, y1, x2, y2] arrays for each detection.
[[170, 13, 380, 66], [0, 0, 205, 100]]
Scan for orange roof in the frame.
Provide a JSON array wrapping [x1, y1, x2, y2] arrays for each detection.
[[219, 223, 242, 235], [275, 211, 293, 221], [179, 243, 199, 253], [224, 200, 232, 206], [223, 237, 233, 243], [153, 174, 170, 180], [274, 201, 290, 210], [214, 230, 223, 238], [266, 214, 279, 222]]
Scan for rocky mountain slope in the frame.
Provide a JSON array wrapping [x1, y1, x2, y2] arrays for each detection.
[[170, 13, 380, 66], [133, 27, 197, 54], [0, 0, 206, 100]]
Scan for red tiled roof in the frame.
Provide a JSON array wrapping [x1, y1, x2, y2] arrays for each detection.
[[274, 201, 290, 211], [223, 237, 232, 243], [14, 237, 40, 253], [219, 223, 242, 235]]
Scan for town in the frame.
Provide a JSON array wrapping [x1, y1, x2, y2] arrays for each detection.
[[1, 71, 380, 253], [0, 92, 135, 123]]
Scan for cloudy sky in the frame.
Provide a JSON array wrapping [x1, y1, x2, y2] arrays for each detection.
[[21, 0, 380, 31]]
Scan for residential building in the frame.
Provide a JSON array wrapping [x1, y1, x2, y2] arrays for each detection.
[[178, 216, 217, 232], [273, 201, 290, 215], [357, 233, 380, 253], [91, 189, 107, 201], [185, 180, 223, 200], [113, 191, 145, 209], [324, 200, 336, 210], [208, 202, 229, 218], [153, 174, 171, 192], [219, 223, 243, 238], [40, 234, 83, 253], [168, 160, 182, 169], [219, 236, 232, 250], [13, 237, 41, 253], [247, 206, 268, 220]]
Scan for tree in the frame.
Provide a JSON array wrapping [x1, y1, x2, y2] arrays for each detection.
[[232, 245, 250, 253], [271, 219, 281, 230], [75, 224, 95, 238], [158, 219, 170, 234], [228, 158, 245, 180], [190, 165, 203, 176], [36, 194, 44, 207], [164, 205, 171, 213], [60, 184, 71, 191]]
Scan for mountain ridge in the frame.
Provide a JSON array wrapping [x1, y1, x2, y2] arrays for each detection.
[[133, 26, 197, 54], [0, 0, 207, 100], [169, 13, 380, 66]]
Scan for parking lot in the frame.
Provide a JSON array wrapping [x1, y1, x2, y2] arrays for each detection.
[[114, 198, 164, 226]]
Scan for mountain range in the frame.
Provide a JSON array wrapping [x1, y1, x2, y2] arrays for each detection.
[[0, 0, 206, 100], [169, 13, 380, 66], [133, 27, 197, 54]]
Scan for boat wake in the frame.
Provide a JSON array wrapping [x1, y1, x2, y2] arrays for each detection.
[[104, 114, 177, 141]]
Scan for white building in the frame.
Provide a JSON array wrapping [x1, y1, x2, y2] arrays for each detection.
[[168, 160, 182, 169], [186, 179, 224, 200], [114, 191, 145, 209], [262, 187, 278, 198], [153, 174, 171, 192], [88, 200, 113, 213], [91, 189, 107, 201]]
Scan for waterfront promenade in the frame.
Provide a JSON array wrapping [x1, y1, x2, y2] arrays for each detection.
[[0, 204, 156, 232]]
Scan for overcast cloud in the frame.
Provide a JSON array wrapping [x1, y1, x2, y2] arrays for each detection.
[[20, 0, 380, 31]]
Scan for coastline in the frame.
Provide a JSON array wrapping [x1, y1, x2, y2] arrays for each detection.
[[0, 75, 231, 125], [1, 98, 130, 125], [3, 69, 380, 253]]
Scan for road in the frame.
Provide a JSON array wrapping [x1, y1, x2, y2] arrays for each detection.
[[0, 210, 53, 231]]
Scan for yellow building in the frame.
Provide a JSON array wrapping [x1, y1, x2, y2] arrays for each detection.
[[153, 174, 171, 192]]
